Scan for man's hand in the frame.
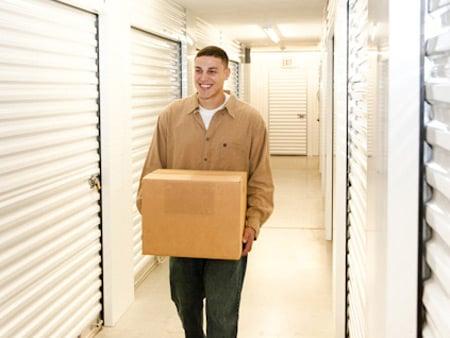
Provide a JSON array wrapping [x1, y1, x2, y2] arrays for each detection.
[[242, 227, 256, 256]]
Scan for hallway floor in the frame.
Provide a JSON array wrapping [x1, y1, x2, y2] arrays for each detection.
[[97, 156, 333, 338]]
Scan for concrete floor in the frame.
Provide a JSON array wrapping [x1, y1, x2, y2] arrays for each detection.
[[97, 156, 333, 338]]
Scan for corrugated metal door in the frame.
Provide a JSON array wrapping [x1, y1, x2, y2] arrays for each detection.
[[227, 60, 240, 97], [130, 29, 181, 284], [239, 63, 246, 100], [346, 0, 369, 336], [0, 0, 102, 337], [421, 1, 450, 337], [268, 68, 308, 155], [367, 52, 377, 159], [220, 37, 241, 65], [193, 17, 221, 50]]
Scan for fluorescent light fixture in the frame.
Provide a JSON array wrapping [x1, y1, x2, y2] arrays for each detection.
[[277, 23, 303, 38], [262, 26, 280, 44]]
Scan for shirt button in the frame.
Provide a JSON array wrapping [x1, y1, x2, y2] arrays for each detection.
[[206, 137, 210, 141], [204, 158, 208, 162]]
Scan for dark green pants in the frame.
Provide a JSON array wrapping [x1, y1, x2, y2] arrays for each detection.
[[169, 256, 248, 338]]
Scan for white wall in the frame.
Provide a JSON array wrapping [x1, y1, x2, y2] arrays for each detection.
[[97, 0, 135, 326], [318, 0, 336, 225], [383, 0, 420, 336], [321, 36, 334, 241], [330, 0, 347, 336], [250, 51, 321, 156]]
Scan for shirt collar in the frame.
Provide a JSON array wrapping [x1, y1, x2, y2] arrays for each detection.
[[186, 93, 237, 119]]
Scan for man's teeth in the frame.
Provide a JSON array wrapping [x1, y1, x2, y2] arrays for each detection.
[[200, 84, 212, 88]]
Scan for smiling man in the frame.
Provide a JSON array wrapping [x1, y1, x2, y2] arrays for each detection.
[[137, 46, 274, 338]]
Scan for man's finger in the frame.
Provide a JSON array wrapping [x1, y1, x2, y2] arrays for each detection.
[[242, 233, 253, 256], [242, 242, 250, 256]]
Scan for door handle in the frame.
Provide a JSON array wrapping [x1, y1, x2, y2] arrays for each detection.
[[88, 175, 101, 192]]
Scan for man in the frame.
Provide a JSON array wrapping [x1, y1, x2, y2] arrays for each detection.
[[137, 46, 274, 338]]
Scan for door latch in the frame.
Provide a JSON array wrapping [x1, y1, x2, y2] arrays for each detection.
[[88, 175, 101, 192]]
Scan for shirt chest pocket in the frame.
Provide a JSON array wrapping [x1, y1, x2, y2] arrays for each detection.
[[217, 141, 249, 170]]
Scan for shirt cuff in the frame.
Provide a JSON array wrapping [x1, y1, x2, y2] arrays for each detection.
[[246, 217, 261, 240]]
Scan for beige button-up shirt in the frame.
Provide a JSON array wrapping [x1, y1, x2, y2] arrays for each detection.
[[137, 93, 274, 237]]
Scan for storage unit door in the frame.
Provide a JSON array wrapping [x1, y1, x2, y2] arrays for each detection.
[[346, 0, 369, 337], [130, 28, 181, 283], [239, 63, 246, 101], [421, 1, 450, 337], [268, 68, 308, 155], [0, 0, 102, 337]]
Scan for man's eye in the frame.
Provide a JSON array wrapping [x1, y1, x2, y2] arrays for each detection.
[[208, 70, 217, 74]]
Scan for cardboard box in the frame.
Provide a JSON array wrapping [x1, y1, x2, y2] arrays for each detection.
[[141, 169, 247, 260]]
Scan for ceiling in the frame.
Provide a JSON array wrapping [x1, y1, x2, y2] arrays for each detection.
[[176, 0, 327, 49]]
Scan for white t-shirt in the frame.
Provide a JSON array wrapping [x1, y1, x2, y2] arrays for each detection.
[[199, 93, 230, 130]]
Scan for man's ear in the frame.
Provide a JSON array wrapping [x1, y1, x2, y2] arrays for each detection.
[[225, 67, 231, 80]]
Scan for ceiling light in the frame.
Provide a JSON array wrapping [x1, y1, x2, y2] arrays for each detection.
[[262, 27, 280, 44]]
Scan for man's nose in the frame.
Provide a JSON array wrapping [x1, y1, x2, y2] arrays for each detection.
[[199, 72, 208, 81]]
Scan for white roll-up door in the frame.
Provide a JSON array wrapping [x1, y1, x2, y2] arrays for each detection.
[[130, 29, 181, 284], [239, 63, 246, 100], [220, 39, 241, 65], [367, 52, 377, 158], [268, 68, 308, 155], [222, 40, 241, 98], [0, 0, 102, 337], [193, 17, 221, 50], [422, 1, 450, 337], [131, 0, 186, 41], [346, 0, 369, 337], [226, 60, 240, 97]]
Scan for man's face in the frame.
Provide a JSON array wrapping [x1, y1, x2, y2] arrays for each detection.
[[194, 56, 230, 101]]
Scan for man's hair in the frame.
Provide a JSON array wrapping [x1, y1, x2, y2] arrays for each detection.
[[196, 46, 229, 68]]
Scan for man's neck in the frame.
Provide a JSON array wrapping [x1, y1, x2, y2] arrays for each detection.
[[199, 92, 226, 109]]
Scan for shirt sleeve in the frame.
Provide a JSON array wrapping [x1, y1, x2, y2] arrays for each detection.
[[136, 109, 168, 214], [246, 115, 274, 239]]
